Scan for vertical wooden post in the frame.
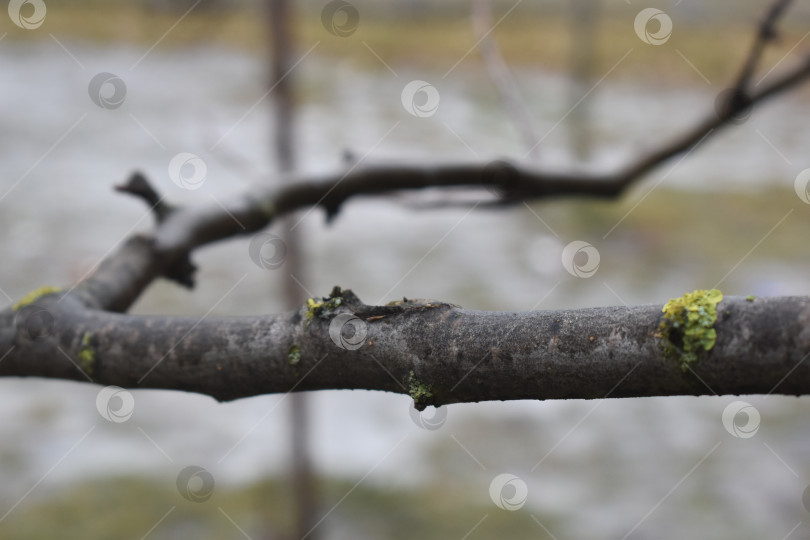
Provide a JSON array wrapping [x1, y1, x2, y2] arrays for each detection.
[[266, 1, 318, 538]]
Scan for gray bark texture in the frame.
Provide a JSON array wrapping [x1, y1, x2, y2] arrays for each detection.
[[2, 289, 809, 408]]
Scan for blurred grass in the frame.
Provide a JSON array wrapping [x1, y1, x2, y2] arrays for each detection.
[[543, 186, 806, 264], [520, 184, 810, 303], [2, 2, 808, 86], [0, 475, 562, 540]]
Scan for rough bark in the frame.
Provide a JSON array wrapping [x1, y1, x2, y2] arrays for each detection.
[[3, 291, 809, 407]]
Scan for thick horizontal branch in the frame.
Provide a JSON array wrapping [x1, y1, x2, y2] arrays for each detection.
[[3, 291, 809, 406]]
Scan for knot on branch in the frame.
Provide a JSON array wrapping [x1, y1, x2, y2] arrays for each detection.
[[355, 296, 458, 320], [322, 199, 343, 224], [302, 286, 457, 335]]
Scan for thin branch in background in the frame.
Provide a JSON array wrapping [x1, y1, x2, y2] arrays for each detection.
[[733, 0, 792, 92], [75, 0, 810, 317], [720, 0, 793, 117]]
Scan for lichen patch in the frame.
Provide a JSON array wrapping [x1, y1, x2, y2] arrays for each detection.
[[659, 289, 723, 371]]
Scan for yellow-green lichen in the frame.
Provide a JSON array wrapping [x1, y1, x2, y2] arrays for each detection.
[[659, 289, 723, 371], [408, 370, 434, 407], [12, 286, 62, 311], [288, 344, 301, 365], [303, 286, 344, 327], [77, 332, 95, 375], [746, 295, 756, 302]]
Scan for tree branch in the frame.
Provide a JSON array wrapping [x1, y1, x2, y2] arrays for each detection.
[[2, 0, 809, 405], [80, 2, 810, 313], [3, 290, 810, 407]]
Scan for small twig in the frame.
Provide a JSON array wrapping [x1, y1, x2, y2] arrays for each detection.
[[115, 171, 173, 223], [718, 0, 793, 119], [732, 0, 792, 93]]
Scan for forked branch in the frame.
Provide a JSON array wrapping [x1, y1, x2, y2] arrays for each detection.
[[1, 0, 808, 405]]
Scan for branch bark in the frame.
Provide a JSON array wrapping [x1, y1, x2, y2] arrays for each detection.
[[3, 290, 810, 407]]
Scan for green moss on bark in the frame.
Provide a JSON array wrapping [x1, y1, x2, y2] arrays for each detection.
[[408, 370, 434, 408], [288, 344, 301, 365], [77, 332, 95, 376], [659, 289, 723, 371]]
